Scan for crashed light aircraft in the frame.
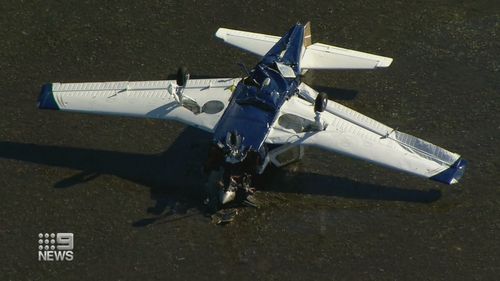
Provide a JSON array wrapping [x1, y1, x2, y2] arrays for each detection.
[[38, 22, 467, 209]]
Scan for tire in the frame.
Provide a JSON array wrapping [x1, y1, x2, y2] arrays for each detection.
[[314, 92, 328, 112], [176, 66, 189, 86]]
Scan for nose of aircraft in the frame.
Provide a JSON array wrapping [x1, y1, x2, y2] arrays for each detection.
[[219, 189, 236, 205]]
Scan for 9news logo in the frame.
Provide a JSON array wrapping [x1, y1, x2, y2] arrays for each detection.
[[37, 233, 74, 262]]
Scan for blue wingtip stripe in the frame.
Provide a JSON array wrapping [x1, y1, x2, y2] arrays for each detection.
[[430, 158, 467, 185], [38, 83, 59, 110]]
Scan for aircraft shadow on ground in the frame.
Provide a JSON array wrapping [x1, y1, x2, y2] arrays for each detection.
[[259, 167, 441, 204], [0, 127, 440, 226]]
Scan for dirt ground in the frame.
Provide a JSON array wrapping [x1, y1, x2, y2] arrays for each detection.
[[1, 0, 499, 280]]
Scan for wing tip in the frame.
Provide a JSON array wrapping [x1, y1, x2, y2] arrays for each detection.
[[430, 158, 467, 185], [38, 83, 59, 110], [376, 57, 393, 68], [215, 28, 227, 41]]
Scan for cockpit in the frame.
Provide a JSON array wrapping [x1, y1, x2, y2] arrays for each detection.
[[235, 62, 294, 112]]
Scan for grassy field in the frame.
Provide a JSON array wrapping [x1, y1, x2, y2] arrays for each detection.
[[1, 0, 498, 280]]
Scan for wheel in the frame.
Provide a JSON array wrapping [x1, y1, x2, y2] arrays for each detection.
[[314, 92, 328, 112], [176, 66, 189, 86]]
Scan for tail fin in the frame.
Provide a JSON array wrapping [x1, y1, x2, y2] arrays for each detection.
[[303, 21, 312, 47]]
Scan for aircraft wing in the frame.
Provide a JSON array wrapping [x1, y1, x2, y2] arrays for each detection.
[[265, 84, 467, 184], [38, 78, 240, 133]]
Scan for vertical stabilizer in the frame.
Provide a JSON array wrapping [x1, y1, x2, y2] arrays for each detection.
[[304, 21, 312, 47]]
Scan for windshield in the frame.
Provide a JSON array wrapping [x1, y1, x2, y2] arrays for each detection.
[[235, 63, 290, 111], [275, 62, 296, 78], [236, 87, 277, 112]]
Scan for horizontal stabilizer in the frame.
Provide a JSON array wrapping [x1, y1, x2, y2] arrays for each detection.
[[301, 43, 393, 69], [215, 28, 280, 57], [216, 27, 393, 70]]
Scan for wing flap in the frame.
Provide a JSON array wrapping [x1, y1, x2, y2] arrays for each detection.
[[39, 78, 240, 132]]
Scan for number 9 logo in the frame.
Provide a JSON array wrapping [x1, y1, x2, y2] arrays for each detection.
[[56, 233, 73, 250]]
